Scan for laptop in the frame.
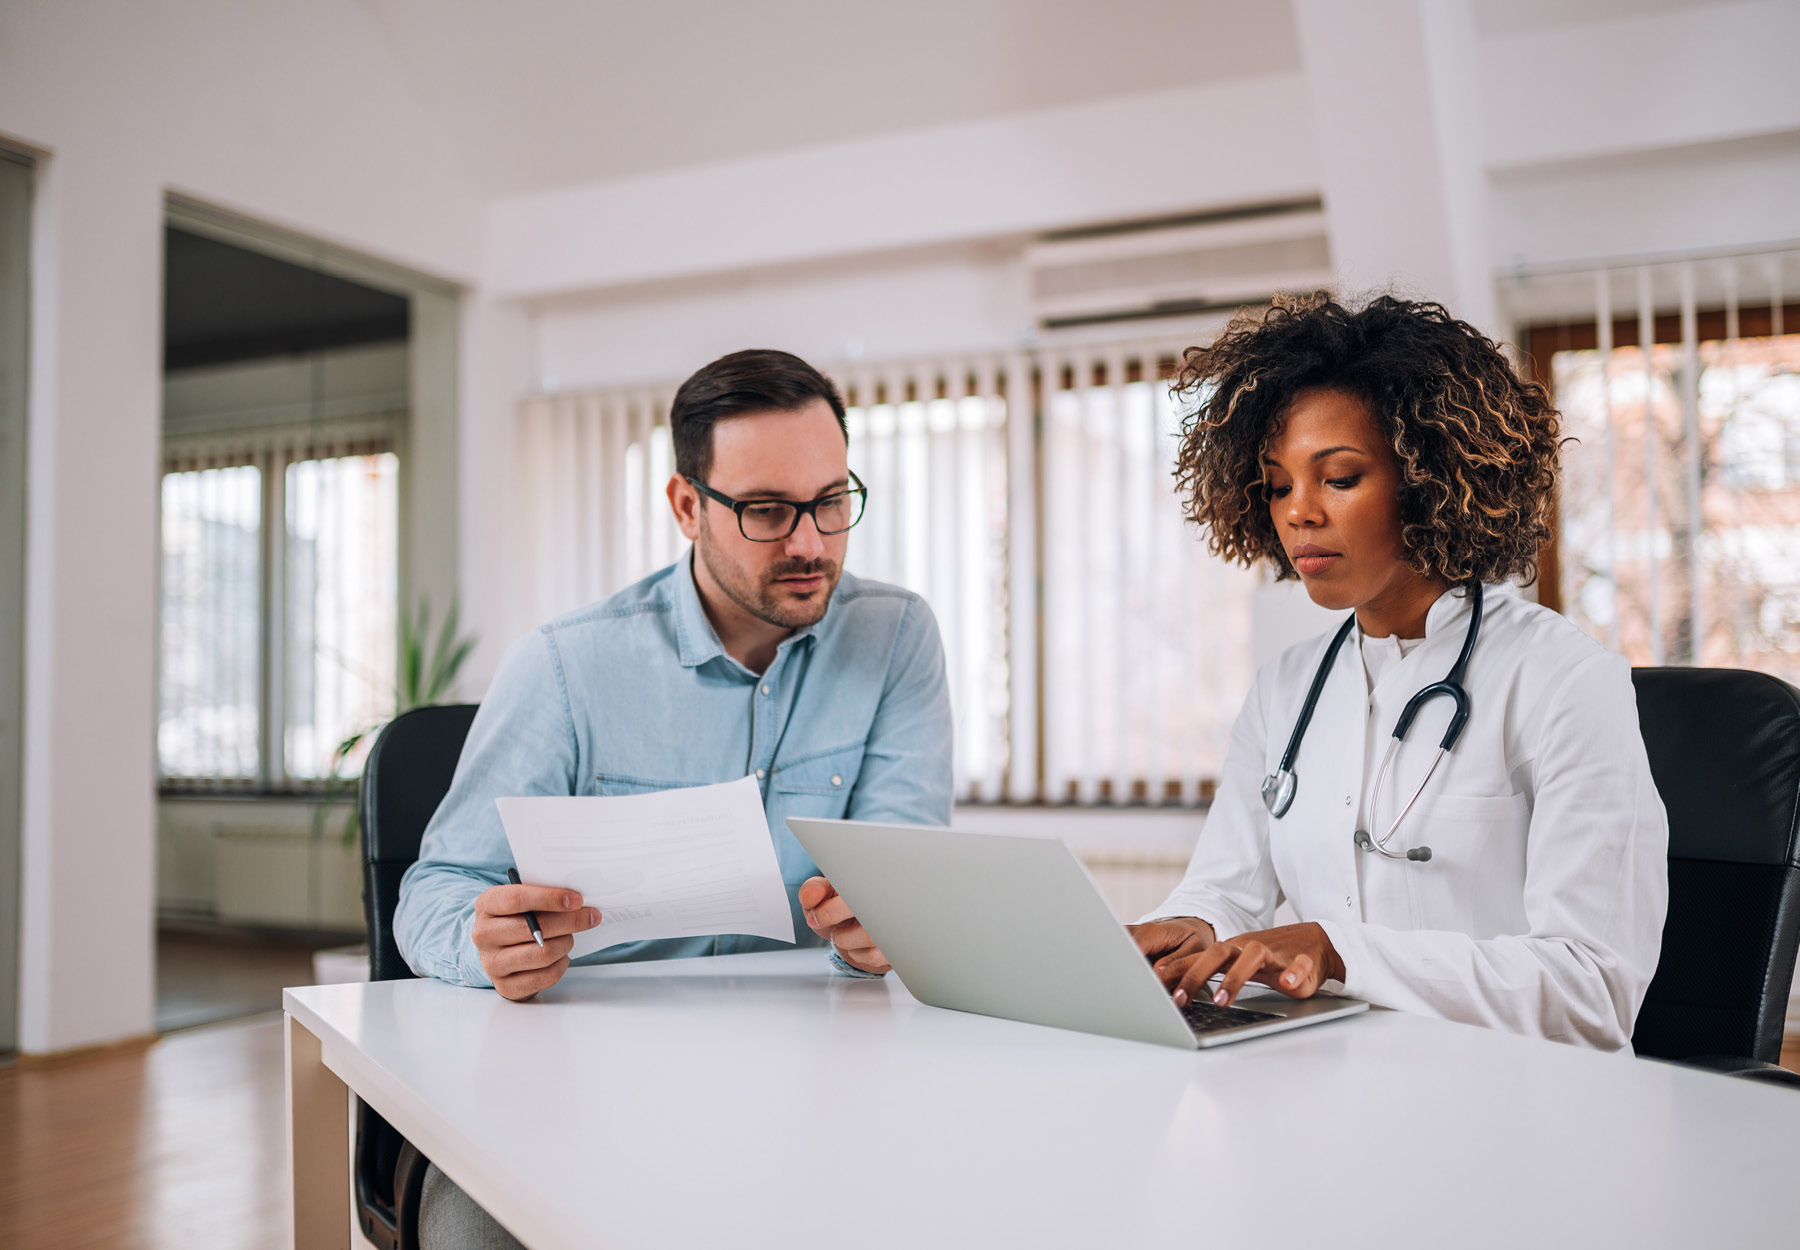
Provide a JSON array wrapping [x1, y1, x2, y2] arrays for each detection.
[[786, 818, 1369, 1050]]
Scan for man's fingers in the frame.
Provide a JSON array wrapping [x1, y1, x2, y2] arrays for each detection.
[[808, 893, 858, 932], [797, 876, 837, 911], [536, 907, 602, 939], [473, 906, 597, 952], [485, 933, 574, 978], [838, 944, 891, 975], [471, 911, 534, 950], [476, 883, 584, 917], [823, 919, 878, 953], [494, 956, 570, 1002]]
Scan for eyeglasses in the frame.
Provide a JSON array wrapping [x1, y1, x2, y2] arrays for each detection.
[[686, 470, 868, 542]]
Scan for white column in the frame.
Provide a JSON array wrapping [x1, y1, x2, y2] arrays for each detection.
[[456, 294, 532, 690], [1292, 0, 1497, 334], [19, 153, 161, 1053]]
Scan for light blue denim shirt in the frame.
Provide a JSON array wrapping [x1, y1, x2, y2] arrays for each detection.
[[395, 553, 954, 987]]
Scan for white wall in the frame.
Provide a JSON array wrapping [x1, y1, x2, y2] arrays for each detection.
[[0, 0, 480, 1053], [1482, 0, 1800, 272], [530, 242, 1032, 393]]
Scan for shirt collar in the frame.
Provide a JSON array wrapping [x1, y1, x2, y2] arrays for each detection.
[[671, 548, 828, 671], [672, 549, 726, 669]]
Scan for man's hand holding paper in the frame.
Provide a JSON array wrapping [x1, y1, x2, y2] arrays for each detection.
[[471, 883, 602, 1001], [497, 775, 796, 970]]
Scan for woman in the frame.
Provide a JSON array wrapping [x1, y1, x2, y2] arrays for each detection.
[[1133, 294, 1667, 1051]]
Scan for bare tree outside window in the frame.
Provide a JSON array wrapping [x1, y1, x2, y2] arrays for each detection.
[[1555, 331, 1800, 684]]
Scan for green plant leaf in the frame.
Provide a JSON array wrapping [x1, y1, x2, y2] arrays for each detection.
[[313, 592, 476, 848]]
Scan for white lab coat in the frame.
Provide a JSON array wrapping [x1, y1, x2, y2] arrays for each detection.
[[1146, 584, 1669, 1051]]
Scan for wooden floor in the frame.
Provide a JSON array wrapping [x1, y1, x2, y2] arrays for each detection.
[[155, 926, 350, 1033], [0, 1009, 1796, 1249], [0, 1015, 288, 1249]]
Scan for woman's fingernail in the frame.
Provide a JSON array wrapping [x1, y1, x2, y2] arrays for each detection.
[[1173, 989, 1188, 1007], [1213, 989, 1229, 1006], [1283, 970, 1298, 986]]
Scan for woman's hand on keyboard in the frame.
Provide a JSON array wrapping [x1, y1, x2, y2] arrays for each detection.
[[1129, 916, 1218, 978], [1159, 922, 1346, 1009]]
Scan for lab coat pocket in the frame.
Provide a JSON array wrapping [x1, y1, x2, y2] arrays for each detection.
[[1413, 791, 1530, 934]]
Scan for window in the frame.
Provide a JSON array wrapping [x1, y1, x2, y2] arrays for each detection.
[[158, 444, 399, 790], [516, 333, 1257, 806], [1521, 249, 1800, 684]]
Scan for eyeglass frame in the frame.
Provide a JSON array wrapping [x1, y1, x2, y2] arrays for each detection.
[[684, 469, 868, 542]]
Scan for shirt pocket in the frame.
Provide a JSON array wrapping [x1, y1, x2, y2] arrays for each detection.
[[593, 774, 709, 796], [770, 740, 866, 817]]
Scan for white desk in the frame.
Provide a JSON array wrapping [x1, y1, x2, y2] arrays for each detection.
[[285, 949, 1800, 1249]]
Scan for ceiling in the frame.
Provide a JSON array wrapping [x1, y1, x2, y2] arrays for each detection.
[[362, 0, 1301, 196], [163, 228, 409, 371], [359, 0, 1733, 200]]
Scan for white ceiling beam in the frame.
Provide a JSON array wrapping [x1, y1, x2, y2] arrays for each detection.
[[483, 78, 1321, 302]]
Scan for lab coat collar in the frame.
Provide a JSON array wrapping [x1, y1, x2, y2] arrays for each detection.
[[1351, 582, 1499, 649]]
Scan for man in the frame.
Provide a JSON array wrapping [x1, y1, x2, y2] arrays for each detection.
[[397, 349, 953, 1247], [397, 347, 953, 992]]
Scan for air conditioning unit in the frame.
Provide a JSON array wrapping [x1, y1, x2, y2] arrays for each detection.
[[1027, 200, 1333, 330]]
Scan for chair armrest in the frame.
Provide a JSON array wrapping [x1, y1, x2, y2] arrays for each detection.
[[394, 1138, 432, 1250], [1675, 1054, 1800, 1090]]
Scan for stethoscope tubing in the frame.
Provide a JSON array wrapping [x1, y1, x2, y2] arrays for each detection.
[[1263, 582, 1484, 863]]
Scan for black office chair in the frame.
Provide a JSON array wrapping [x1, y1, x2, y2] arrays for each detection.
[[1630, 668, 1800, 1087], [354, 702, 481, 1250]]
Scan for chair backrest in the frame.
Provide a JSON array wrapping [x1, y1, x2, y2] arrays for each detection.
[[360, 702, 480, 982], [1631, 668, 1800, 1063], [355, 702, 478, 1250]]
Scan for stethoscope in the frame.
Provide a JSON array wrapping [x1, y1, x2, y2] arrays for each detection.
[[1259, 582, 1483, 864]]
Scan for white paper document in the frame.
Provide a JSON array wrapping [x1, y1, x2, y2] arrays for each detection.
[[497, 775, 795, 957]]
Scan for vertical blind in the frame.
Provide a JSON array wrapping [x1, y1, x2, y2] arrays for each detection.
[[1514, 245, 1800, 685], [517, 334, 1260, 805]]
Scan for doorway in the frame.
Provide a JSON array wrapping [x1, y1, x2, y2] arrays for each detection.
[[0, 149, 32, 1056], [155, 201, 458, 1030]]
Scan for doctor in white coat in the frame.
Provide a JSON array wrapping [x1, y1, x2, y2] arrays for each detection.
[[1134, 294, 1668, 1051]]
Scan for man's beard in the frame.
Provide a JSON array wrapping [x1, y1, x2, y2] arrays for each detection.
[[696, 519, 841, 631]]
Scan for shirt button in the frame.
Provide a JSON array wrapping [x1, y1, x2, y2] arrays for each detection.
[[755, 768, 766, 779], [1344, 795, 1351, 806], [1345, 896, 1353, 908], [830, 775, 842, 787], [760, 684, 771, 696]]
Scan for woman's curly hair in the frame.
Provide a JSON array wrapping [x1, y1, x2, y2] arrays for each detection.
[[1172, 293, 1561, 585]]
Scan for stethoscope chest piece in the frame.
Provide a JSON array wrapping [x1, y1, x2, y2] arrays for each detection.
[[1261, 769, 1297, 818]]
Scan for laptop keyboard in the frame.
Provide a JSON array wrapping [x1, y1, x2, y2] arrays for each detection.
[[1180, 997, 1281, 1036]]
